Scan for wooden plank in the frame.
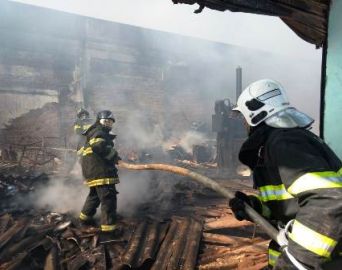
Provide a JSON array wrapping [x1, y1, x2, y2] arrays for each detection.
[[204, 216, 251, 231]]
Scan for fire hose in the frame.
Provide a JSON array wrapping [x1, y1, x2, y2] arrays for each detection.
[[118, 161, 283, 246]]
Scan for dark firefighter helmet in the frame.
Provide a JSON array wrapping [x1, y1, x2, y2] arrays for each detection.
[[96, 110, 115, 122], [77, 108, 90, 119]]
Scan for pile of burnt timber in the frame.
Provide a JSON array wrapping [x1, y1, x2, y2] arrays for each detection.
[[199, 205, 268, 269], [0, 164, 49, 212], [0, 161, 268, 269], [0, 205, 267, 270], [0, 213, 202, 270]]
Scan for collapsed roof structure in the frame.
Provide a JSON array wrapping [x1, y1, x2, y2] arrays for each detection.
[[172, 0, 330, 47]]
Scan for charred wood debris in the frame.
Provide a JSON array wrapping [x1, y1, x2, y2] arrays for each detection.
[[0, 161, 268, 269], [0, 106, 268, 269]]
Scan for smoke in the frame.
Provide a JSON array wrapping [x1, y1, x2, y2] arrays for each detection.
[[178, 131, 207, 154], [117, 112, 165, 150], [25, 166, 180, 217], [6, 1, 322, 134], [3, 0, 323, 217], [27, 163, 88, 214], [116, 171, 154, 216], [14, 0, 321, 59], [116, 170, 177, 217], [30, 178, 88, 213]]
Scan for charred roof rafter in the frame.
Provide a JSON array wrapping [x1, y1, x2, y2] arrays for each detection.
[[172, 0, 330, 47]]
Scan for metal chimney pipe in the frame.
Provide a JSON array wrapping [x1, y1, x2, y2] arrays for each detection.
[[236, 66, 242, 102]]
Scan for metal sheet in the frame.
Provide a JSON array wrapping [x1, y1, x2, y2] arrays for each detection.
[[119, 220, 169, 269], [152, 216, 203, 270]]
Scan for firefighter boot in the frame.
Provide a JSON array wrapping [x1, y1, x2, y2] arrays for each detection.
[[99, 227, 123, 244], [79, 218, 97, 227]]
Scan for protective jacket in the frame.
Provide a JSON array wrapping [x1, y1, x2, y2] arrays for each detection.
[[80, 123, 119, 187], [74, 118, 93, 136], [239, 124, 342, 269], [74, 118, 93, 152]]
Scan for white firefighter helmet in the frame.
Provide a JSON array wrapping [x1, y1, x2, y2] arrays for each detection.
[[233, 79, 314, 128]]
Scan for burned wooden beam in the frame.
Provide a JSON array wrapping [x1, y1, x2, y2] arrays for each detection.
[[198, 239, 268, 269], [204, 215, 251, 231], [203, 232, 251, 246]]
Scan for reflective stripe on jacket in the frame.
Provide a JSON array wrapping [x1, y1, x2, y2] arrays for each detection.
[[73, 118, 93, 135]]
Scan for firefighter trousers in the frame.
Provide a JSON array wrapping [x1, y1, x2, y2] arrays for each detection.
[[81, 184, 117, 230]]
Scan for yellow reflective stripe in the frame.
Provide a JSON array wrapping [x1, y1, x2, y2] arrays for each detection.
[[74, 124, 90, 131], [89, 137, 105, 145], [288, 169, 342, 195], [101, 224, 117, 231], [82, 147, 93, 156], [79, 212, 91, 221], [77, 147, 84, 155], [85, 177, 120, 187], [289, 220, 337, 258], [268, 248, 281, 266], [258, 184, 294, 202]]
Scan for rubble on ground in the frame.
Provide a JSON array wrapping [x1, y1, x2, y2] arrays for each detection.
[[0, 161, 268, 269], [0, 163, 49, 213]]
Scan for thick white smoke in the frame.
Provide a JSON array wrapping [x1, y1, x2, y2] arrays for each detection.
[[7, 0, 322, 217], [29, 163, 88, 213], [178, 131, 208, 154]]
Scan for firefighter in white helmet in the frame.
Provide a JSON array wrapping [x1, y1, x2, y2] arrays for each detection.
[[229, 79, 342, 269]]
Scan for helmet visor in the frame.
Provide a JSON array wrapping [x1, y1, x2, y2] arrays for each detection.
[[265, 108, 314, 128]]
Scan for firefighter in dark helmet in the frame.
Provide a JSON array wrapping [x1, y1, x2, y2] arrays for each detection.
[[229, 79, 342, 269], [78, 110, 121, 241], [74, 108, 93, 154]]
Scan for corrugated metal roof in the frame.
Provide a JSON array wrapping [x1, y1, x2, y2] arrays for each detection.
[[152, 216, 202, 270], [120, 220, 170, 268], [172, 0, 330, 47]]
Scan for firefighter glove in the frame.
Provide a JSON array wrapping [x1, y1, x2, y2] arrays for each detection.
[[228, 191, 261, 221]]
